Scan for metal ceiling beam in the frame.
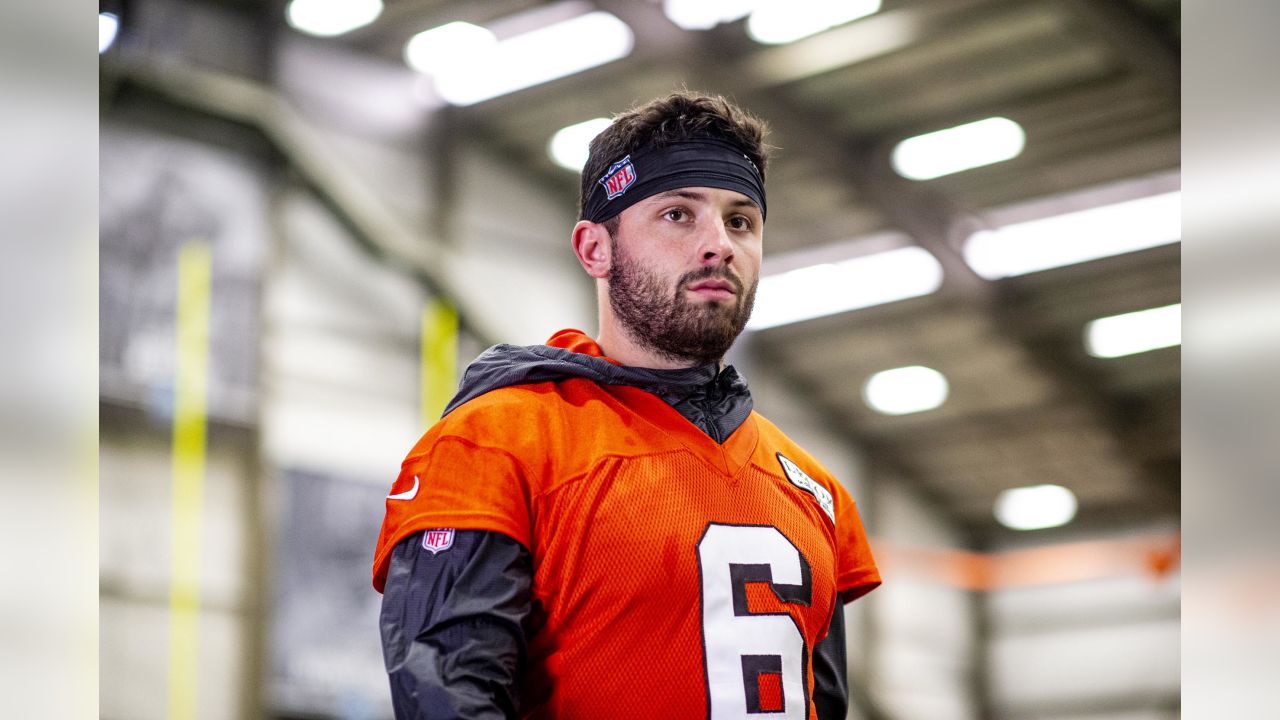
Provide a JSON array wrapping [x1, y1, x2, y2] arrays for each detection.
[[1058, 0, 1180, 100]]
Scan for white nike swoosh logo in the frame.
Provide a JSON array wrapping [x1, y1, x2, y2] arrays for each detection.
[[387, 475, 420, 501]]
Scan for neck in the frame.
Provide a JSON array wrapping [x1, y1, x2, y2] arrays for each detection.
[[596, 323, 714, 370], [595, 297, 720, 371]]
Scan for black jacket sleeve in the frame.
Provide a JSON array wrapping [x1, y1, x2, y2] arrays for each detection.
[[379, 529, 533, 720], [811, 600, 849, 720]]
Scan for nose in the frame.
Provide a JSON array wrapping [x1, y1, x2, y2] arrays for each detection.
[[698, 221, 734, 267]]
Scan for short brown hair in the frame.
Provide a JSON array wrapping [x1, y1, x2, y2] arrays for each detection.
[[578, 92, 772, 222]]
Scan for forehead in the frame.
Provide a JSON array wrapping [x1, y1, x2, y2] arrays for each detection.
[[633, 187, 761, 212]]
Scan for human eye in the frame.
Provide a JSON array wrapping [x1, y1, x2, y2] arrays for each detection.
[[663, 207, 690, 222], [727, 215, 754, 232]]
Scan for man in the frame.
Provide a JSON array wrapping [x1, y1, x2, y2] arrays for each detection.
[[372, 92, 881, 720]]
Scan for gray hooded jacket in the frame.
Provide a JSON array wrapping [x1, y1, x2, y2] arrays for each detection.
[[443, 341, 753, 443]]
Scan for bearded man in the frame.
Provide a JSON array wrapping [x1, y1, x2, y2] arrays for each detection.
[[373, 92, 881, 720]]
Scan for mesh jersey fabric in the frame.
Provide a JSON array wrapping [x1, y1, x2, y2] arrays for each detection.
[[372, 331, 881, 719]]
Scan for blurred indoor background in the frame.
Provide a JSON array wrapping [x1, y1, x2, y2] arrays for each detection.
[[97, 0, 1181, 718]]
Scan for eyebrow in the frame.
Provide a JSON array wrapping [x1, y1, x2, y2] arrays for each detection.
[[650, 189, 762, 212]]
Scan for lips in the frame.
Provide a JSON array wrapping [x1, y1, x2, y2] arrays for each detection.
[[687, 279, 736, 294]]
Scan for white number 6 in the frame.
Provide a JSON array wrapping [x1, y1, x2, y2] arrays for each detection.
[[698, 523, 811, 719]]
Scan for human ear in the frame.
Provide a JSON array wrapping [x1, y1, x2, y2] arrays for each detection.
[[571, 220, 612, 279]]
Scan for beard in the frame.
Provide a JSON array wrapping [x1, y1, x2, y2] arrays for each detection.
[[607, 236, 758, 367]]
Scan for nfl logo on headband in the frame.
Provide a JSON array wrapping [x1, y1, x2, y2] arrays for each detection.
[[598, 155, 637, 200]]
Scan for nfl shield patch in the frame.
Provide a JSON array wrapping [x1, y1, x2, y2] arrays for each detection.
[[598, 155, 637, 199], [421, 528, 456, 555]]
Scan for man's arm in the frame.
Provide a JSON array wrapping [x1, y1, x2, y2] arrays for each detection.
[[812, 601, 849, 720], [379, 530, 532, 720]]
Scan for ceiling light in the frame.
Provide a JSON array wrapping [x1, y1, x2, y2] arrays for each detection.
[[963, 191, 1181, 279], [862, 365, 949, 416], [99, 12, 120, 54], [549, 118, 612, 171], [405, 22, 497, 75], [747, 246, 943, 330], [1085, 303, 1181, 359], [425, 11, 634, 106], [747, 10, 921, 85], [663, 0, 756, 30], [994, 484, 1078, 531], [286, 0, 383, 37], [892, 117, 1025, 181], [748, 0, 882, 45]]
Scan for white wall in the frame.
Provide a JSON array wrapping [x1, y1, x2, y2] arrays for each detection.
[[262, 188, 427, 480], [872, 479, 979, 720], [100, 100, 269, 720], [99, 426, 253, 720], [987, 528, 1181, 720], [448, 149, 596, 345]]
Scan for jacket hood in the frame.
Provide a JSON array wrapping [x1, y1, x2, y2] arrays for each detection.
[[443, 329, 753, 443]]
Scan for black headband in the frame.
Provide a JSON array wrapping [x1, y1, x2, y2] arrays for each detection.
[[582, 138, 766, 224]]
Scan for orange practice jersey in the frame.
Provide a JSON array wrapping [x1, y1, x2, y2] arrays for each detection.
[[373, 331, 881, 719]]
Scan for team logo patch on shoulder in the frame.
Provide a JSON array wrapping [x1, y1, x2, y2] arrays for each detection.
[[598, 155, 637, 199], [777, 453, 835, 526], [421, 528, 456, 555]]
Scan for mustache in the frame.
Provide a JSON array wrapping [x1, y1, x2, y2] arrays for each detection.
[[679, 266, 744, 294]]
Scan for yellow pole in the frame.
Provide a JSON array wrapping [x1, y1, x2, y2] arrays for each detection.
[[168, 242, 211, 720], [420, 298, 459, 426]]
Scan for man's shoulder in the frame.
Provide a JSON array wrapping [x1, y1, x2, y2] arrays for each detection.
[[750, 412, 808, 456], [429, 382, 568, 439], [444, 376, 618, 421], [447, 381, 563, 414], [406, 379, 613, 458], [750, 412, 840, 486]]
